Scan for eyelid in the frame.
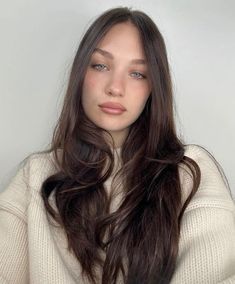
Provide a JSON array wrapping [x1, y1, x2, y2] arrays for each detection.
[[90, 61, 147, 79], [90, 63, 109, 71], [130, 71, 147, 79]]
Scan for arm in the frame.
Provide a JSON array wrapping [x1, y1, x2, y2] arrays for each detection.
[[0, 209, 28, 284], [172, 206, 235, 283], [172, 145, 235, 283], [0, 160, 30, 284]]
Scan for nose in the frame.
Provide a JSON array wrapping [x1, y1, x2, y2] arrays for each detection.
[[105, 72, 125, 97]]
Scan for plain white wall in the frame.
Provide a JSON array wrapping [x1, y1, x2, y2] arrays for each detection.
[[0, 0, 234, 196]]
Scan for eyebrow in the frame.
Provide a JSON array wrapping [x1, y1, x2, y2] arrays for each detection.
[[93, 48, 147, 65]]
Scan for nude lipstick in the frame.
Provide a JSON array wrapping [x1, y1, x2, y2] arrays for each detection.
[[99, 102, 126, 115]]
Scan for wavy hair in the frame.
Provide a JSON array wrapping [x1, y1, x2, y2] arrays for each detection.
[[41, 7, 201, 284]]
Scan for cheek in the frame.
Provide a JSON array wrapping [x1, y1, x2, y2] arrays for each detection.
[[82, 72, 99, 107], [140, 85, 151, 109], [127, 82, 150, 111], [135, 94, 150, 116], [128, 97, 148, 121], [136, 86, 150, 105], [83, 72, 97, 93], [129, 80, 151, 100], [140, 97, 149, 111]]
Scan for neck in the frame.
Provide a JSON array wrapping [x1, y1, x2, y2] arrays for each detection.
[[105, 128, 129, 149]]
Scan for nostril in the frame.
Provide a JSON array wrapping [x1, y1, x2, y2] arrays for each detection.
[[106, 86, 123, 97]]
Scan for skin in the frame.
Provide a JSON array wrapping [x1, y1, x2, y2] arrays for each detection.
[[82, 21, 152, 148]]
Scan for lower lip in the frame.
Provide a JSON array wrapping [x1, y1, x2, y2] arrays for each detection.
[[99, 106, 125, 115]]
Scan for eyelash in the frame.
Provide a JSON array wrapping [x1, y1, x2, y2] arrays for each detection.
[[90, 63, 147, 80], [130, 71, 146, 79], [91, 63, 108, 71]]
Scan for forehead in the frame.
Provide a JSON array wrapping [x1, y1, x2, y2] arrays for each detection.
[[96, 22, 145, 57]]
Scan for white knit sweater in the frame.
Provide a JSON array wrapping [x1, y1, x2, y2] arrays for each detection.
[[0, 145, 234, 283]]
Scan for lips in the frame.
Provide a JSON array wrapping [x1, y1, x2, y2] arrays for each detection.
[[99, 102, 126, 111]]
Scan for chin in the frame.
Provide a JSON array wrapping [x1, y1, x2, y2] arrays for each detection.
[[102, 124, 129, 132], [94, 121, 128, 131]]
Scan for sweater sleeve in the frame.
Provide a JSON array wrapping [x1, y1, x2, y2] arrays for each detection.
[[172, 145, 235, 283], [0, 160, 30, 284], [172, 206, 235, 283]]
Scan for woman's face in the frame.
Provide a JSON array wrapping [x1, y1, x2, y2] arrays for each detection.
[[82, 22, 152, 147]]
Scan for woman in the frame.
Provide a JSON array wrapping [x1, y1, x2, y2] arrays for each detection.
[[0, 7, 234, 284]]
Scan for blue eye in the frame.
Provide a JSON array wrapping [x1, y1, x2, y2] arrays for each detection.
[[131, 71, 146, 79], [91, 63, 108, 71]]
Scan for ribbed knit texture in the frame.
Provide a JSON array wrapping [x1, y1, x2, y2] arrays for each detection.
[[0, 145, 234, 283]]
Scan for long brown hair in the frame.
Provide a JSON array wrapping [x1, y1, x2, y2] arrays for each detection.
[[41, 7, 200, 284]]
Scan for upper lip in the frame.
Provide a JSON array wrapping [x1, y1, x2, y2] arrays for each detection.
[[99, 102, 126, 111]]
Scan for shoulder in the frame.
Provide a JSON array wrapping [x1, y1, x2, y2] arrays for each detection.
[[179, 144, 235, 213], [0, 151, 58, 218], [22, 150, 59, 188]]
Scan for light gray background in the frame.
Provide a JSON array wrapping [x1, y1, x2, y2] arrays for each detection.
[[0, 0, 234, 195]]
